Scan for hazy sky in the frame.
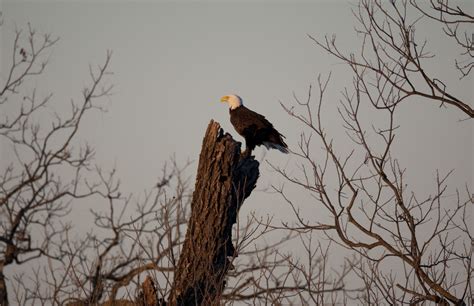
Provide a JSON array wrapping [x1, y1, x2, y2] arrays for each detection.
[[1, 0, 472, 299], [1, 0, 472, 229], [1, 1, 361, 198], [2, 0, 472, 227]]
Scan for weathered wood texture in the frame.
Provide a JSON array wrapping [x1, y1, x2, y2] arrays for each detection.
[[169, 120, 260, 306]]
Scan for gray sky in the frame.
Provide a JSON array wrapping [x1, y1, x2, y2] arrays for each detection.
[[1, 0, 472, 228], [1, 0, 472, 233], [1, 1, 362, 202], [1, 0, 473, 300]]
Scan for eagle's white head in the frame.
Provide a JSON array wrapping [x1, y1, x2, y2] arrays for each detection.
[[220, 94, 243, 110]]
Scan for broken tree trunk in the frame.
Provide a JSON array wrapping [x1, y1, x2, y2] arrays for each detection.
[[168, 120, 260, 306]]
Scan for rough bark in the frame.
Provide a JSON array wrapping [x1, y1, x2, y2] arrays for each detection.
[[136, 276, 161, 306], [0, 265, 7, 306], [0, 248, 13, 306], [168, 120, 260, 306]]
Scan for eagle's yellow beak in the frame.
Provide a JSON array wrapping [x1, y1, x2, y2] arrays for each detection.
[[220, 96, 229, 103]]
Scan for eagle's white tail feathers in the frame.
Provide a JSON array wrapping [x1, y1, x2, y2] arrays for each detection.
[[263, 141, 289, 154]]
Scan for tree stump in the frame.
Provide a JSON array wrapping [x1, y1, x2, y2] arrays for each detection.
[[168, 120, 260, 306]]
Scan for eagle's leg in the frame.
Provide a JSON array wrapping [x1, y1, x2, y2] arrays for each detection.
[[242, 147, 252, 158], [242, 140, 254, 158]]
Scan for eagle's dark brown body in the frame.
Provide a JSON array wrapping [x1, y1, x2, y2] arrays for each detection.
[[230, 105, 288, 156]]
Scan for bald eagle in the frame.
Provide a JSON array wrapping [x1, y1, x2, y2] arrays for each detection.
[[220, 94, 289, 156]]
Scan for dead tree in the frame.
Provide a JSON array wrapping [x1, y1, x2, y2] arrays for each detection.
[[275, 1, 472, 304], [168, 120, 260, 306], [0, 21, 113, 305]]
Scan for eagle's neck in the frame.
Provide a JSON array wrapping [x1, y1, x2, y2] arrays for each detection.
[[228, 97, 243, 110]]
